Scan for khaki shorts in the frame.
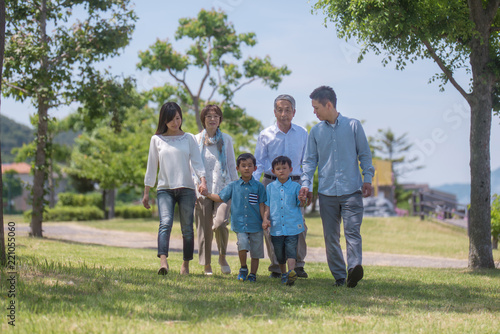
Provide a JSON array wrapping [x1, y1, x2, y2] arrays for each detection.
[[236, 231, 264, 259]]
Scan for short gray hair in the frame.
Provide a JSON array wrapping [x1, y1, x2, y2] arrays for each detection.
[[274, 94, 295, 110]]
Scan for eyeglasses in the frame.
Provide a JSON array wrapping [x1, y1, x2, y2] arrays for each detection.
[[206, 115, 220, 120]]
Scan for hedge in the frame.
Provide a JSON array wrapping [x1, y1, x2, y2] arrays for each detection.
[[24, 205, 104, 222], [115, 205, 154, 219], [57, 192, 102, 208]]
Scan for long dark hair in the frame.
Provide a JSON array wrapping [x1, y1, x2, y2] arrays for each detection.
[[155, 102, 183, 135]]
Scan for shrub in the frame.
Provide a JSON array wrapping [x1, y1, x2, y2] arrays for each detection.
[[24, 205, 104, 222], [115, 205, 153, 219], [57, 192, 102, 208]]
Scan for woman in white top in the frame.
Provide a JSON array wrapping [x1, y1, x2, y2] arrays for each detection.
[[194, 105, 238, 275], [143, 102, 207, 276]]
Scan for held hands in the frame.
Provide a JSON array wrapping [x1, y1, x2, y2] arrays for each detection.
[[198, 178, 208, 196], [299, 187, 313, 207], [262, 218, 271, 231]]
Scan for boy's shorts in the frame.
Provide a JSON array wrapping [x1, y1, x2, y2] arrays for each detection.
[[271, 234, 299, 265], [236, 231, 264, 259]]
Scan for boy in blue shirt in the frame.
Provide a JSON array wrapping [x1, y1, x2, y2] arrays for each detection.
[[205, 153, 266, 282], [262, 156, 305, 286]]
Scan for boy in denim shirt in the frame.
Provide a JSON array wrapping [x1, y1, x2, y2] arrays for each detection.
[[262, 156, 305, 286], [205, 153, 266, 282]]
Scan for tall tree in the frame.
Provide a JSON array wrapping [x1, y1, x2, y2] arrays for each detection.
[[314, 0, 498, 268], [137, 9, 291, 132], [374, 128, 423, 179], [3, 0, 136, 236], [0, 0, 6, 266]]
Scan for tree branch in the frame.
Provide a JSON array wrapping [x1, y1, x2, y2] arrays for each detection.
[[421, 39, 470, 101], [167, 68, 194, 100], [220, 78, 257, 105], [3, 81, 28, 93], [196, 38, 212, 99]]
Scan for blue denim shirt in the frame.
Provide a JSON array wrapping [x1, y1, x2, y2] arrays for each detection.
[[265, 178, 305, 237], [218, 177, 266, 233], [301, 113, 375, 196]]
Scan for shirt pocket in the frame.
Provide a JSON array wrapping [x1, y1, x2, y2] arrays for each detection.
[[248, 193, 259, 205]]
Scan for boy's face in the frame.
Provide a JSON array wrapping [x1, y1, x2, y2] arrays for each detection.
[[272, 162, 292, 182], [237, 158, 257, 179]]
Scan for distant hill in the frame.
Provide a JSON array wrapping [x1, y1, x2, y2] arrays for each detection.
[[0, 115, 33, 163], [1, 115, 78, 164], [434, 167, 500, 204]]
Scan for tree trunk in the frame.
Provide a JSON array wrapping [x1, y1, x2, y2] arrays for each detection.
[[0, 0, 6, 265], [493, 236, 498, 250], [30, 0, 49, 237], [48, 157, 55, 208], [107, 188, 115, 219], [466, 0, 495, 268], [30, 102, 49, 237]]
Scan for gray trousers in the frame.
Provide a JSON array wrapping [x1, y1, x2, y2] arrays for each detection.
[[318, 191, 363, 280], [194, 197, 230, 265], [262, 177, 307, 273]]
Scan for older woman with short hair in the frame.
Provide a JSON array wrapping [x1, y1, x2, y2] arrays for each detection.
[[194, 105, 238, 275]]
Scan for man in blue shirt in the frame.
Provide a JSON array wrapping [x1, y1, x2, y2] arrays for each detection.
[[300, 86, 375, 288], [205, 153, 266, 282]]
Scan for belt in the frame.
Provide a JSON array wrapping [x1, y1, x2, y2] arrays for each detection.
[[264, 174, 301, 181]]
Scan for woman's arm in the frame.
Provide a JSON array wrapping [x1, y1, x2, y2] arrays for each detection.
[[142, 186, 151, 209]]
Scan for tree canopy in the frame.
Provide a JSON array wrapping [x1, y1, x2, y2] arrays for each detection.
[[3, 0, 137, 236], [314, 0, 499, 268]]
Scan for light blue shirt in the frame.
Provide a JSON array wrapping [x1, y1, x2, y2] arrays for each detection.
[[218, 177, 266, 233], [301, 113, 375, 196], [265, 178, 305, 236], [253, 124, 311, 191]]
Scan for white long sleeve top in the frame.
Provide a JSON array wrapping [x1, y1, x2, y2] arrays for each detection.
[[144, 133, 206, 190], [194, 132, 238, 194]]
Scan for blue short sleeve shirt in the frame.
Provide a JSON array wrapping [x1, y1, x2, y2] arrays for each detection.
[[218, 177, 266, 233], [265, 178, 305, 236]]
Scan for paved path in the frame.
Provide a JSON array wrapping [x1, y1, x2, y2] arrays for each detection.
[[10, 223, 471, 268]]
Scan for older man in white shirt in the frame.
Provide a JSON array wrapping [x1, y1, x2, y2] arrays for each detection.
[[253, 94, 312, 278]]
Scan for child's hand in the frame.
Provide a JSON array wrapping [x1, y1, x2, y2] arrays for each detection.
[[262, 219, 270, 231]]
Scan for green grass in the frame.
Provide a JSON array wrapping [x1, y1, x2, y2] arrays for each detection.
[[40, 214, 498, 260], [1, 236, 499, 333]]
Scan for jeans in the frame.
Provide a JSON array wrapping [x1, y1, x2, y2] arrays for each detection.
[[271, 234, 299, 265], [157, 188, 196, 261]]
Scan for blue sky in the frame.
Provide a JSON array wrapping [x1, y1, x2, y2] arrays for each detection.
[[2, 0, 499, 187]]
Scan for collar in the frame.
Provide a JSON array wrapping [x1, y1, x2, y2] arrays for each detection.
[[325, 113, 343, 127], [273, 177, 293, 188], [272, 123, 297, 135], [238, 177, 256, 186]]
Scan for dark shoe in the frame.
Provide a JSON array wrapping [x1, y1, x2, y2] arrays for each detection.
[[157, 266, 168, 276], [294, 267, 308, 278], [247, 273, 257, 282], [346, 265, 364, 288], [334, 278, 345, 287], [269, 272, 281, 278]]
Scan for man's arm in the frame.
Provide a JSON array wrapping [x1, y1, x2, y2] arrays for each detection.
[[253, 133, 267, 181]]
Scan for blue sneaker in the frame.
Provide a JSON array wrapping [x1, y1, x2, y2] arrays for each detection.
[[247, 273, 257, 282], [237, 268, 248, 281], [281, 272, 288, 284], [286, 270, 297, 286]]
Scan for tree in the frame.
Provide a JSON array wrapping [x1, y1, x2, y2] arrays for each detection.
[[3, 1, 136, 236], [2, 171, 23, 213], [373, 128, 423, 207], [67, 105, 153, 217], [137, 9, 291, 132], [314, 0, 498, 269], [0, 0, 6, 266]]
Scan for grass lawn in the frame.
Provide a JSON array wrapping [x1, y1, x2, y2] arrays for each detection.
[[14, 213, 496, 260], [0, 236, 499, 333]]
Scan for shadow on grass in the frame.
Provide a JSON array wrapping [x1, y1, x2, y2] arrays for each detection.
[[9, 254, 500, 324]]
